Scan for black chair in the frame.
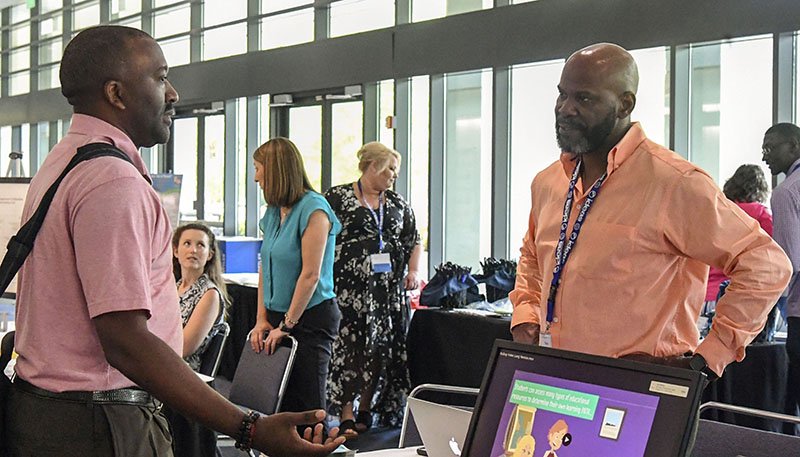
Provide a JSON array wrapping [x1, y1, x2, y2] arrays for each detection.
[[198, 322, 230, 378], [691, 402, 800, 456], [228, 335, 297, 417]]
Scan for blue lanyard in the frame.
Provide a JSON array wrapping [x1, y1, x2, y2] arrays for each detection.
[[789, 161, 800, 177], [357, 180, 385, 251], [545, 160, 607, 326]]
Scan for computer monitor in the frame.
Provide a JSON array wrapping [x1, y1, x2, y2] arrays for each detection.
[[462, 340, 705, 457]]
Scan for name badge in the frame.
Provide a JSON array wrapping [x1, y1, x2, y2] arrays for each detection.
[[539, 331, 553, 348], [370, 253, 391, 273]]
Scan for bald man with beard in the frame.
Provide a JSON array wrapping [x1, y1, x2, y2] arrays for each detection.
[[509, 43, 791, 382]]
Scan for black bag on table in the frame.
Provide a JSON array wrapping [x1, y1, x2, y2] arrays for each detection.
[[419, 262, 478, 309], [0, 144, 134, 456], [474, 257, 517, 303]]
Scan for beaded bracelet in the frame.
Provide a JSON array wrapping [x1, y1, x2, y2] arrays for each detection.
[[285, 315, 300, 326], [234, 410, 261, 452]]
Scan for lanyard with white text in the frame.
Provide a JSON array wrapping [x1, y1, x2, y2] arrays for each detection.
[[545, 159, 607, 328], [357, 179, 385, 251]]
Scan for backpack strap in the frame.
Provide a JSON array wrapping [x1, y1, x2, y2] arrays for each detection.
[[0, 143, 135, 295]]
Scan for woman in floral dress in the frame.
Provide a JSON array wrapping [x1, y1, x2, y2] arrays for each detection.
[[325, 142, 422, 436]]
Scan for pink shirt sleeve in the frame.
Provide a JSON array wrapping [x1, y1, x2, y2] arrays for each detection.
[[510, 197, 543, 330]]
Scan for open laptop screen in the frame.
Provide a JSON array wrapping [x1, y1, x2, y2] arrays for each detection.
[[462, 340, 704, 457]]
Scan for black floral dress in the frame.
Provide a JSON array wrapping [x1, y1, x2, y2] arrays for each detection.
[[325, 184, 421, 427], [177, 274, 225, 371]]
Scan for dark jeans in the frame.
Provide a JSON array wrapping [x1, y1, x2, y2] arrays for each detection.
[[6, 380, 173, 456], [268, 298, 341, 413], [785, 316, 800, 435]]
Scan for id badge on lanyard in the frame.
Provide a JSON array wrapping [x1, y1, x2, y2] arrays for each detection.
[[359, 180, 389, 274], [543, 159, 606, 346]]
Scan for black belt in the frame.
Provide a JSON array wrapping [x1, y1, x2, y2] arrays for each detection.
[[13, 377, 157, 407]]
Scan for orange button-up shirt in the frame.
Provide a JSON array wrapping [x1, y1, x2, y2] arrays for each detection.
[[510, 123, 791, 376]]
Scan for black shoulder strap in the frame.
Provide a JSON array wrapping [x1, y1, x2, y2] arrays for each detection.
[[0, 143, 135, 295]]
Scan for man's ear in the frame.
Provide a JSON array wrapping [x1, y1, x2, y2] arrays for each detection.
[[619, 92, 636, 119], [104, 80, 126, 110]]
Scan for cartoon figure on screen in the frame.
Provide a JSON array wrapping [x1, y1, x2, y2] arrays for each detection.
[[512, 435, 535, 457], [503, 405, 536, 455], [542, 419, 571, 457]]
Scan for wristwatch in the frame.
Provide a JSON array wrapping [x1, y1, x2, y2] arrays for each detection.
[[278, 320, 294, 334], [688, 353, 718, 382]]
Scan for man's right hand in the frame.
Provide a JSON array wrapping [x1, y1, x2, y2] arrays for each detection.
[[254, 410, 345, 457], [511, 323, 540, 345]]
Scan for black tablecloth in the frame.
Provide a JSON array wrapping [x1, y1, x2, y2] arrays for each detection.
[[405, 308, 790, 432]]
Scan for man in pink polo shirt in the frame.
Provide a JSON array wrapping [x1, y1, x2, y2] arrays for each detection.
[[6, 26, 343, 457], [510, 43, 791, 382]]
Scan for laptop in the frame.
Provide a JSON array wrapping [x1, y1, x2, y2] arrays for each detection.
[[408, 397, 473, 457], [461, 340, 705, 457]]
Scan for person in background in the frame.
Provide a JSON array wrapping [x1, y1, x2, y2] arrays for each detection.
[[704, 165, 773, 311], [761, 123, 800, 434], [165, 222, 229, 457], [6, 25, 342, 457], [249, 137, 342, 423], [325, 142, 422, 437], [173, 222, 228, 369]]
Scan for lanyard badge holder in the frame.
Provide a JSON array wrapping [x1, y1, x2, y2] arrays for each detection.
[[359, 180, 391, 273], [541, 159, 607, 347]]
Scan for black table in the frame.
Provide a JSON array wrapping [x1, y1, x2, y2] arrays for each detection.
[[405, 308, 791, 432]]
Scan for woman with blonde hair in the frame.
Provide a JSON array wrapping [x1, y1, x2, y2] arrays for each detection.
[[325, 141, 422, 436], [249, 137, 342, 418]]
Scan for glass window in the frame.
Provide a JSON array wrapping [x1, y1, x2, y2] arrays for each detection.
[[204, 115, 226, 223], [236, 98, 248, 234], [409, 76, 430, 277], [331, 101, 364, 186], [688, 36, 772, 185], [412, 0, 492, 22], [73, 1, 101, 31], [0, 126, 11, 174], [10, 48, 30, 72], [204, 0, 247, 28], [203, 23, 247, 61], [262, 0, 312, 14], [159, 36, 191, 67], [509, 59, 564, 258], [630, 47, 670, 147], [511, 0, 537, 3], [379, 80, 395, 148], [40, 0, 63, 14], [39, 38, 62, 65], [443, 69, 493, 270], [115, 15, 143, 30], [10, 4, 30, 23], [330, 0, 394, 38], [154, 0, 184, 7], [289, 105, 323, 190], [172, 117, 199, 221], [37, 121, 52, 168], [110, 0, 141, 20], [10, 71, 31, 96], [39, 15, 62, 40], [11, 23, 31, 48], [154, 4, 190, 39], [38, 64, 60, 89], [260, 8, 314, 50]]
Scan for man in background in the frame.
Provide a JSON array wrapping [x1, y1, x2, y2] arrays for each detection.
[[510, 42, 791, 381], [761, 122, 800, 433], [6, 26, 342, 456]]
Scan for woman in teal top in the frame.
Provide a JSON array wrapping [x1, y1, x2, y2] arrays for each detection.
[[249, 137, 342, 416]]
